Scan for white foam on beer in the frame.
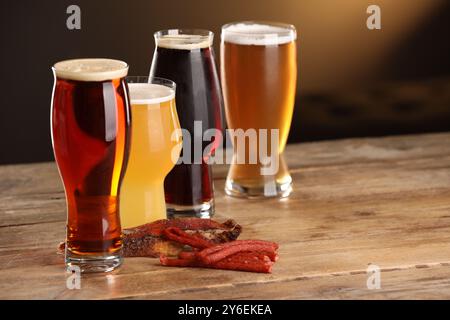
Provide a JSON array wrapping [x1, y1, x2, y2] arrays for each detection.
[[128, 83, 175, 105], [222, 23, 296, 46], [53, 58, 128, 81], [157, 34, 212, 50]]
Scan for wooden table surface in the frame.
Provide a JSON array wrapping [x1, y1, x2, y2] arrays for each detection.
[[1, 132, 450, 299]]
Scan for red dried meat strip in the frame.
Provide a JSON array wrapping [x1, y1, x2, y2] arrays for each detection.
[[196, 240, 278, 264], [162, 227, 213, 249], [160, 255, 196, 267], [213, 258, 273, 273], [160, 252, 274, 273]]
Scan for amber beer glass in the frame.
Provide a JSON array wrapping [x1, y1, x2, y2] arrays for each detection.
[[221, 22, 297, 198], [51, 59, 131, 272]]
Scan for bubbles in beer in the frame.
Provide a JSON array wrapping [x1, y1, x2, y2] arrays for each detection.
[[53, 58, 129, 81], [221, 22, 296, 46], [128, 83, 175, 105]]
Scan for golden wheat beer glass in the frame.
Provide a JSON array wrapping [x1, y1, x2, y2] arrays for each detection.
[[120, 77, 182, 228], [221, 22, 297, 198]]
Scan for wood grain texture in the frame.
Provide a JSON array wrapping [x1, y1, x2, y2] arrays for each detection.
[[1, 132, 450, 299]]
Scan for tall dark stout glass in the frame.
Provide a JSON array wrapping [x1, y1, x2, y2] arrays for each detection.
[[150, 29, 224, 218], [51, 58, 131, 272]]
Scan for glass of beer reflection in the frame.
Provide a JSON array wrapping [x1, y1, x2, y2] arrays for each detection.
[[221, 22, 297, 198], [51, 58, 131, 272], [120, 77, 182, 228], [150, 29, 224, 218]]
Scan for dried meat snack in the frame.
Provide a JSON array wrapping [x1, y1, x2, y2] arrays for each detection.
[[122, 218, 241, 257]]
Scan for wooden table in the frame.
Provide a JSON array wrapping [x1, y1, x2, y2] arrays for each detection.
[[1, 132, 450, 299]]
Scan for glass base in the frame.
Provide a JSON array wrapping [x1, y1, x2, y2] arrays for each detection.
[[225, 176, 293, 199], [166, 199, 214, 219], [65, 250, 122, 273]]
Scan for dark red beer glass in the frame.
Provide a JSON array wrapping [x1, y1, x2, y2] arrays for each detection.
[[51, 58, 131, 272], [150, 29, 224, 218]]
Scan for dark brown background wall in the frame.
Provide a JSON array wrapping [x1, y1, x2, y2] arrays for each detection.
[[1, 0, 449, 164]]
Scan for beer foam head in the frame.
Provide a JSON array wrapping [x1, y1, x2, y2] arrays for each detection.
[[128, 83, 175, 105], [155, 30, 213, 50], [53, 58, 128, 81], [222, 22, 296, 46]]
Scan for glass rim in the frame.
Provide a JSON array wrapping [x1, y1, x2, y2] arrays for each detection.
[[52, 58, 129, 82], [154, 28, 213, 39], [126, 76, 176, 104], [221, 21, 296, 36], [154, 29, 214, 50], [125, 76, 176, 90]]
